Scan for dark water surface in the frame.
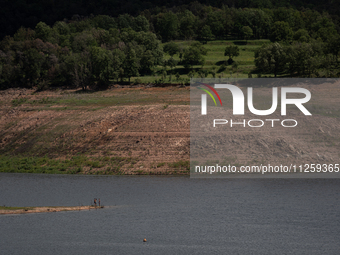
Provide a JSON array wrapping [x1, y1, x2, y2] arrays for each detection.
[[1, 173, 340, 254]]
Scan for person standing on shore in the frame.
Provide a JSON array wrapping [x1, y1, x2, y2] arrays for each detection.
[[94, 198, 97, 207], [98, 199, 101, 207]]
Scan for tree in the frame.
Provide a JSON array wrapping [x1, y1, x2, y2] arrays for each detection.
[[133, 15, 150, 32], [187, 70, 195, 79], [175, 72, 180, 81], [272, 7, 295, 28], [242, 26, 253, 42], [133, 31, 163, 67], [72, 32, 97, 52], [112, 49, 125, 83], [167, 57, 177, 81], [182, 42, 207, 69], [61, 50, 94, 91], [0, 50, 15, 88], [155, 12, 179, 42], [123, 44, 139, 82], [91, 15, 117, 31], [35, 22, 51, 42], [53, 21, 70, 35], [163, 42, 179, 57], [269, 21, 293, 42], [117, 14, 134, 29], [200, 25, 214, 42], [178, 10, 196, 40], [255, 42, 286, 77], [206, 10, 225, 39], [326, 35, 340, 61], [316, 27, 338, 42], [293, 29, 310, 43], [286, 42, 320, 77], [140, 50, 155, 75], [71, 52, 93, 91], [13, 27, 35, 41], [224, 45, 239, 64], [90, 46, 113, 89], [19, 48, 46, 87], [161, 69, 167, 81]]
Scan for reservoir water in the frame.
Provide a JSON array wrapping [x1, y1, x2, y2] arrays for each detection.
[[1, 173, 340, 254]]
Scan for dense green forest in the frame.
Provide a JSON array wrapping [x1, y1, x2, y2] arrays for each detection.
[[2, 0, 340, 39], [0, 2, 340, 89]]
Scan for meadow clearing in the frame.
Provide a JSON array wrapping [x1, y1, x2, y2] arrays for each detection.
[[131, 39, 271, 83]]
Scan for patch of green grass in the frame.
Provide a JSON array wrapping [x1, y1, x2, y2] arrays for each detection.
[[8, 89, 188, 111], [128, 39, 271, 83], [12, 97, 59, 107], [0, 155, 138, 174], [12, 98, 28, 106], [157, 162, 166, 167], [30, 97, 58, 105], [167, 160, 190, 170], [86, 160, 103, 168]]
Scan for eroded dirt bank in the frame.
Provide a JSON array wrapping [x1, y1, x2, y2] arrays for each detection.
[[0, 83, 339, 175], [0, 86, 190, 174]]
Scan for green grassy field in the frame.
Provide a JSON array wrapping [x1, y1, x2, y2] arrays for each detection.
[[0, 154, 138, 174], [9, 87, 189, 112], [131, 39, 271, 83]]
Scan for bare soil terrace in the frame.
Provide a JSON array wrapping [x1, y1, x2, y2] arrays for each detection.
[[0, 82, 339, 175], [0, 85, 190, 175]]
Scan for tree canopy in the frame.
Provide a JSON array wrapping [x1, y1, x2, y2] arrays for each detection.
[[224, 45, 240, 64]]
